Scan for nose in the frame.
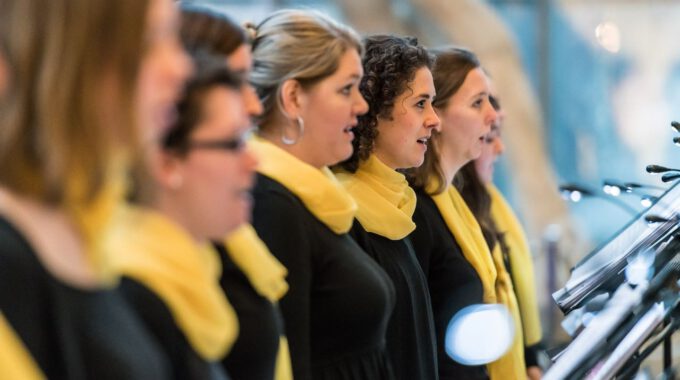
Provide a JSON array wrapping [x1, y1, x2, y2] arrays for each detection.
[[483, 102, 498, 132], [169, 39, 193, 89], [426, 104, 441, 132], [242, 144, 259, 169], [242, 84, 263, 120], [354, 89, 369, 116], [494, 136, 505, 156]]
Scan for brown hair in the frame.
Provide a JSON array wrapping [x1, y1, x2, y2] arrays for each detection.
[[249, 9, 363, 131], [0, 0, 149, 205], [163, 53, 244, 156], [179, 3, 248, 56], [408, 46, 481, 194], [336, 35, 433, 173]]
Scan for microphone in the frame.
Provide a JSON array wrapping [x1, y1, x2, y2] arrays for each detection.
[[559, 183, 638, 216], [661, 173, 680, 183], [602, 180, 661, 207], [646, 164, 680, 174]]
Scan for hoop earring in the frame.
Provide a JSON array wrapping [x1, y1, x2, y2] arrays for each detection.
[[281, 116, 304, 145]]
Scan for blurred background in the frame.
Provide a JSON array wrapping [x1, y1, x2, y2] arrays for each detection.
[[184, 0, 680, 349]]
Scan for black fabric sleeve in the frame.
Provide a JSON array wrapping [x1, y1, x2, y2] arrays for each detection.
[[251, 189, 313, 380]]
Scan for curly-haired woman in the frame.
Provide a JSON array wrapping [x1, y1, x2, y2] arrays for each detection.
[[334, 34, 440, 380]]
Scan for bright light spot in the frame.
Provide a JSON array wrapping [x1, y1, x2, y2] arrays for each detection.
[[570, 191, 582, 202], [640, 198, 653, 208], [445, 304, 514, 366], [595, 21, 621, 53], [609, 186, 621, 197]]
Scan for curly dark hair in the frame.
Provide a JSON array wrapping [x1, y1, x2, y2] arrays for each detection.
[[335, 35, 433, 172]]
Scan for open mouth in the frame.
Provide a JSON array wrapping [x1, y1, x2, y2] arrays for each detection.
[[417, 137, 430, 145], [343, 126, 354, 133]]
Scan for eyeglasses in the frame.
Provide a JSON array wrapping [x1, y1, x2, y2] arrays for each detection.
[[186, 137, 246, 152]]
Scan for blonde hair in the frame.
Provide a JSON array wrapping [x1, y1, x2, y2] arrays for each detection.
[[0, 0, 149, 205], [249, 9, 362, 130]]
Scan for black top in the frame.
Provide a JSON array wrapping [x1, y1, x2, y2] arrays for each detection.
[[410, 190, 488, 380], [349, 221, 439, 380], [251, 173, 396, 380], [0, 216, 170, 380], [120, 278, 229, 380], [214, 244, 282, 380]]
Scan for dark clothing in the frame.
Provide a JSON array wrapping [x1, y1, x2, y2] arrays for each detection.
[[410, 190, 488, 380], [349, 221, 439, 380], [214, 244, 282, 380], [252, 173, 396, 380], [0, 216, 170, 380], [120, 278, 229, 380]]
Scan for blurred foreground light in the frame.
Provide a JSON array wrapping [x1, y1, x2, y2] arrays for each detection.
[[445, 304, 515, 366], [595, 21, 621, 53]]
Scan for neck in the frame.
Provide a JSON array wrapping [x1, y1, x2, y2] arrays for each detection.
[[438, 143, 467, 187], [373, 149, 400, 171]]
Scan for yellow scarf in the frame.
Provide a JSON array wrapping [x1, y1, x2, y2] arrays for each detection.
[[222, 224, 288, 302], [488, 184, 543, 347], [108, 206, 238, 361], [428, 184, 525, 379], [335, 155, 416, 240], [249, 137, 356, 234], [0, 313, 45, 380]]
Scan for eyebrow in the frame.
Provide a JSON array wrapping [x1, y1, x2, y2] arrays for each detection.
[[415, 93, 433, 100]]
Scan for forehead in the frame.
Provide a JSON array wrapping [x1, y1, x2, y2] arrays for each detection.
[[199, 86, 245, 124], [401, 66, 435, 98], [457, 68, 490, 96], [329, 48, 363, 79]]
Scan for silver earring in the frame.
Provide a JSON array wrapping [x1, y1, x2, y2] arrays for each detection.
[[281, 116, 304, 145]]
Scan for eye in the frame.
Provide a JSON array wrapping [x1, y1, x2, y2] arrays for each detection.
[[472, 98, 484, 108], [340, 84, 353, 96], [416, 99, 427, 109]]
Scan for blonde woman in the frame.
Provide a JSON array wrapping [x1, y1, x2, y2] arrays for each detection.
[[249, 10, 396, 380], [0, 0, 189, 378]]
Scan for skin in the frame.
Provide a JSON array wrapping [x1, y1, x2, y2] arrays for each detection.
[[373, 66, 441, 170], [155, 87, 257, 242], [0, 53, 6, 97], [226, 43, 264, 121], [436, 67, 497, 183], [268, 48, 369, 168], [0, 0, 191, 288], [136, 0, 193, 142]]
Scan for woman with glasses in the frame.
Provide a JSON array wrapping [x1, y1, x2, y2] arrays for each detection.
[[248, 9, 396, 380], [108, 55, 253, 379], [179, 6, 291, 379], [0, 0, 189, 377]]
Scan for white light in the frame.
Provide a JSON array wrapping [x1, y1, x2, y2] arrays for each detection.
[[445, 304, 515, 366], [570, 191, 582, 202], [640, 198, 653, 208], [609, 186, 621, 197], [595, 21, 621, 53]]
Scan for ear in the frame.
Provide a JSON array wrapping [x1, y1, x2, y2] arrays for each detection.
[[279, 79, 304, 119], [149, 148, 186, 191]]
